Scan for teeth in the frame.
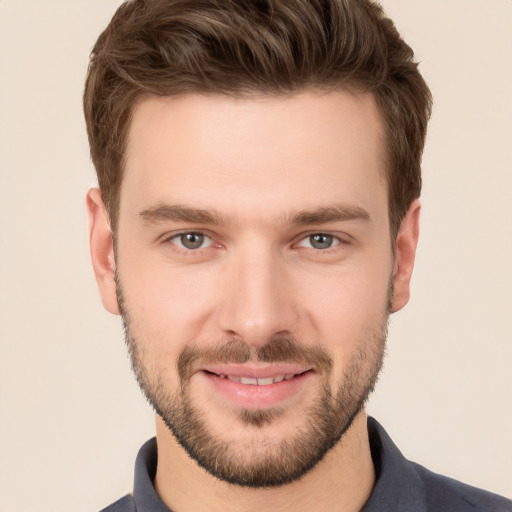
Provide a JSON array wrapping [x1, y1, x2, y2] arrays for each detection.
[[220, 374, 296, 385], [240, 377, 258, 385]]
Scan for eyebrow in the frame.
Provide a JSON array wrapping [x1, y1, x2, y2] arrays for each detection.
[[287, 205, 370, 225], [138, 203, 370, 226], [139, 205, 228, 225]]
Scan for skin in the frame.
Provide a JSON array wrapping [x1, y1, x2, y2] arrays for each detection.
[[87, 91, 420, 512]]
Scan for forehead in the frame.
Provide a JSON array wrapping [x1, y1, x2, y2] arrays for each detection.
[[121, 91, 387, 224]]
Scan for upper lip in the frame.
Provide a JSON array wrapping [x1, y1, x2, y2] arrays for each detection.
[[199, 363, 312, 379]]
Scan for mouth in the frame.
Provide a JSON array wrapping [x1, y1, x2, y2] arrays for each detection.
[[204, 370, 311, 386], [197, 364, 315, 409]]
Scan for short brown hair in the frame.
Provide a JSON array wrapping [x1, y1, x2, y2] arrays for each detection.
[[83, 0, 432, 237]]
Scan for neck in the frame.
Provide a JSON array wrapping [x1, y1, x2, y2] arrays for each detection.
[[154, 411, 375, 512]]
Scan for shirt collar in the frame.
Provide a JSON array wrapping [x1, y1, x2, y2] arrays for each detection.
[[133, 437, 171, 512], [361, 417, 427, 512], [132, 417, 427, 512]]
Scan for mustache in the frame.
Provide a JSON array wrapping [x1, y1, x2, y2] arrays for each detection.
[[177, 337, 333, 382]]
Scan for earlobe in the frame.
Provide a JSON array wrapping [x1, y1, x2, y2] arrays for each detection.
[[86, 188, 120, 315], [390, 199, 421, 313]]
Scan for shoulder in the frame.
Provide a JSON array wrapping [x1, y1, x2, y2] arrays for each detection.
[[366, 417, 511, 512], [410, 462, 512, 511], [99, 494, 136, 512]]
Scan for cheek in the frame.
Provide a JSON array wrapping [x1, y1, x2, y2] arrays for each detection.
[[119, 265, 217, 392], [296, 261, 390, 355], [118, 249, 220, 349]]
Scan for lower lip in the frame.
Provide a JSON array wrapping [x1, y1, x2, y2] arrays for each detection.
[[199, 371, 314, 409]]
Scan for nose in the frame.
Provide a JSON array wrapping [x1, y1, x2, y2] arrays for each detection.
[[215, 242, 300, 348]]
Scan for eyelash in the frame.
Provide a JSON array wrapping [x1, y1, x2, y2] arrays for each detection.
[[296, 233, 343, 251], [163, 230, 214, 253], [161, 231, 349, 254]]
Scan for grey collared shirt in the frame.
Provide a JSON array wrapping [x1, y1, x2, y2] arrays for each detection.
[[100, 417, 512, 512]]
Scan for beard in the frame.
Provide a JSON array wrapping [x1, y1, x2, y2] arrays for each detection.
[[116, 276, 387, 488]]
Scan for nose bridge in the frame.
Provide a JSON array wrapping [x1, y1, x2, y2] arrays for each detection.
[[216, 238, 298, 346]]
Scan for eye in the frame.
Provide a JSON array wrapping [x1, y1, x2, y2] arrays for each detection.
[[298, 233, 341, 250], [171, 232, 213, 250]]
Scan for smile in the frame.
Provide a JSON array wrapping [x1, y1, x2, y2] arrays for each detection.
[[212, 372, 306, 385], [198, 366, 315, 409]]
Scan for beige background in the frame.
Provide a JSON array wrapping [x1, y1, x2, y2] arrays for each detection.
[[1, 1, 511, 511]]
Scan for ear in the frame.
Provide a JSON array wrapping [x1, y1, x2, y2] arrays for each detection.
[[390, 199, 421, 313], [86, 188, 120, 315]]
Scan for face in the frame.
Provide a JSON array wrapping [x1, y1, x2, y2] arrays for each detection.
[[88, 91, 420, 487]]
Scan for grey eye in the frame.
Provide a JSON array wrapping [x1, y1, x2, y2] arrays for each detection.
[[309, 234, 335, 249], [179, 232, 205, 250]]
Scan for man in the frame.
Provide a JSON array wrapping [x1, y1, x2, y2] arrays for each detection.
[[83, 0, 511, 511]]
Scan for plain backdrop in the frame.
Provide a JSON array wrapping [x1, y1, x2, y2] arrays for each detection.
[[0, 1, 511, 511]]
